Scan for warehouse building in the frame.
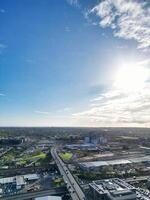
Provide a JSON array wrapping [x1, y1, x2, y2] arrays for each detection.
[[80, 155, 150, 171]]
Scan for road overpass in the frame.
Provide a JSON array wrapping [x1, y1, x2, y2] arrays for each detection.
[[51, 147, 86, 200]]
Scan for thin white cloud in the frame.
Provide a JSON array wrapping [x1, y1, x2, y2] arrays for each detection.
[[26, 58, 36, 64], [88, 0, 150, 50], [66, 0, 80, 7], [137, 58, 150, 66], [0, 9, 5, 13], [67, 0, 78, 5], [0, 43, 7, 49], [35, 107, 72, 116], [0, 43, 7, 55], [73, 89, 150, 126], [0, 93, 5, 96], [57, 107, 72, 112], [73, 60, 150, 127], [34, 110, 50, 115], [65, 26, 71, 32]]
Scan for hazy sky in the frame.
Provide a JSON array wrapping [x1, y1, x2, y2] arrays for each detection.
[[0, 0, 150, 127]]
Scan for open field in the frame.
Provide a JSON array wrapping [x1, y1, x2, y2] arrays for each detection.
[[59, 152, 73, 160]]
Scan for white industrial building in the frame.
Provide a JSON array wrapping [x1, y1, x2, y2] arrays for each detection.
[[80, 155, 150, 171]]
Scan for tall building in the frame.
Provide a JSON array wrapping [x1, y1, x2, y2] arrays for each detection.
[[84, 136, 91, 144], [84, 135, 108, 145]]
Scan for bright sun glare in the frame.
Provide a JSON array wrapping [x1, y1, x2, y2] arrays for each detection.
[[114, 63, 149, 92]]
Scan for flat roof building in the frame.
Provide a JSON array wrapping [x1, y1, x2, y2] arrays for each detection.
[[80, 155, 150, 171], [35, 196, 62, 200], [89, 178, 136, 200], [66, 144, 98, 151], [24, 174, 39, 181], [16, 176, 25, 189]]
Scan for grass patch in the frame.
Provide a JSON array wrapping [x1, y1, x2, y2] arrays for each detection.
[[59, 152, 73, 160], [32, 152, 46, 159], [17, 152, 46, 167]]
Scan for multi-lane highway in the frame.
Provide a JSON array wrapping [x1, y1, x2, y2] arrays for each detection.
[[51, 147, 86, 200]]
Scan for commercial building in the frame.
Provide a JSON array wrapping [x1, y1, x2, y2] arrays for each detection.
[[89, 178, 137, 200], [84, 136, 107, 145], [84, 137, 91, 144], [90, 178, 150, 200], [0, 173, 39, 195]]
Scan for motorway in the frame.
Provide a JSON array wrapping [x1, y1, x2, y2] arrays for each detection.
[[51, 147, 86, 200]]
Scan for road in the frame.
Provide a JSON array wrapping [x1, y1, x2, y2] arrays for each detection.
[[0, 187, 67, 200], [0, 164, 55, 177], [0, 147, 13, 158], [125, 175, 150, 183], [51, 147, 86, 200]]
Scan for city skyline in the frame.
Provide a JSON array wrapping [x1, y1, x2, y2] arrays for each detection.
[[0, 0, 150, 127]]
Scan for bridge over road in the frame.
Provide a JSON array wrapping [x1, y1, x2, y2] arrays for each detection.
[[51, 147, 86, 200]]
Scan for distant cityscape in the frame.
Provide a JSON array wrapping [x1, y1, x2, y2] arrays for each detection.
[[0, 127, 150, 199]]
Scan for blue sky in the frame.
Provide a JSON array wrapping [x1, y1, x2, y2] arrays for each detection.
[[0, 0, 150, 127]]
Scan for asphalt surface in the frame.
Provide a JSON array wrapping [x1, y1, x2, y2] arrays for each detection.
[[51, 147, 86, 200], [0, 187, 67, 200], [125, 175, 150, 183]]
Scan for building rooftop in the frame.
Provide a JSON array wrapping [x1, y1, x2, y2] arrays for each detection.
[[90, 178, 135, 192], [35, 196, 62, 200], [80, 155, 150, 169], [90, 178, 150, 200], [90, 178, 136, 200], [0, 173, 39, 185], [16, 176, 25, 186], [0, 177, 15, 184], [24, 174, 39, 180]]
